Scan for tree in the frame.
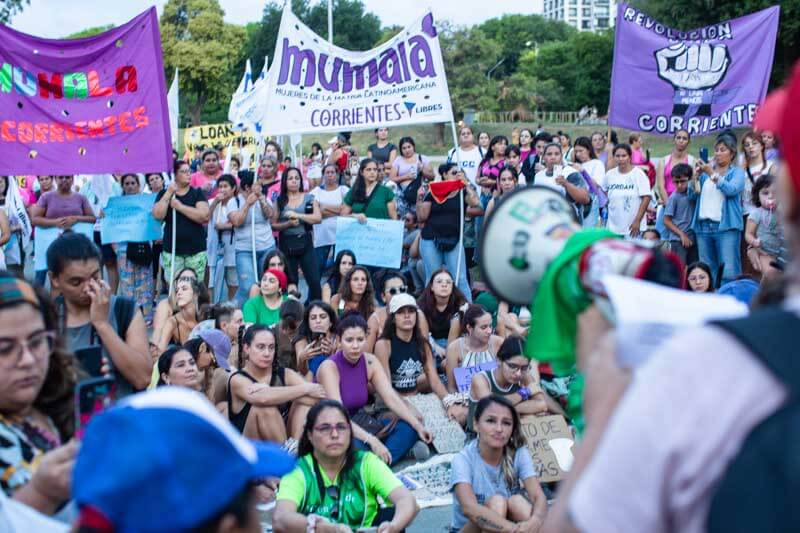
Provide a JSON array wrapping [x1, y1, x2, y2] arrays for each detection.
[[160, 0, 246, 126], [631, 0, 799, 86], [478, 14, 575, 78], [66, 25, 114, 39], [245, 0, 382, 77], [0, 0, 28, 24]]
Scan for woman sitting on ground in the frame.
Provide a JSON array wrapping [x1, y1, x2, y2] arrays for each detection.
[[321, 249, 356, 304], [330, 265, 376, 319], [317, 313, 433, 466], [445, 304, 504, 426], [151, 268, 207, 352], [366, 270, 429, 353], [228, 325, 325, 444], [156, 277, 209, 352], [417, 267, 466, 366], [247, 249, 301, 299], [0, 274, 78, 515], [468, 336, 553, 433], [293, 301, 338, 379], [274, 400, 419, 533], [157, 346, 201, 391], [243, 268, 289, 327], [182, 329, 231, 401], [451, 395, 547, 533]]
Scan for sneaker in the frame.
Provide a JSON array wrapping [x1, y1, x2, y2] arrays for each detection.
[[410, 440, 430, 462]]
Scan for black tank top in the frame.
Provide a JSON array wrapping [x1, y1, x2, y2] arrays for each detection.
[[227, 368, 287, 433], [389, 335, 424, 393]]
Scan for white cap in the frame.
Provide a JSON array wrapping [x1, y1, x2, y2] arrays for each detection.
[[388, 293, 418, 314]]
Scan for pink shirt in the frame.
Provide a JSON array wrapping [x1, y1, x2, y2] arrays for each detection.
[[570, 323, 789, 533], [190, 170, 222, 198]]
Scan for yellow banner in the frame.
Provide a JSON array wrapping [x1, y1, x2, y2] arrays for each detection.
[[183, 123, 259, 152]]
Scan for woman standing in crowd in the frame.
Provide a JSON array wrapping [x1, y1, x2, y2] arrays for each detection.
[[692, 134, 746, 285], [366, 270, 422, 353], [264, 141, 285, 174], [115, 174, 155, 324], [228, 325, 325, 444], [390, 136, 434, 217], [485, 166, 520, 219], [417, 162, 479, 302], [570, 136, 606, 228], [145, 173, 166, 288], [305, 142, 324, 187], [258, 157, 282, 205], [34, 175, 54, 202], [448, 125, 486, 187], [367, 127, 398, 165], [330, 265, 376, 319], [450, 396, 547, 532], [190, 149, 222, 197], [156, 277, 207, 352], [591, 131, 609, 167], [468, 336, 549, 432], [745, 174, 784, 280], [294, 301, 338, 378], [342, 158, 397, 221], [559, 131, 573, 163], [274, 400, 419, 532], [761, 129, 779, 162], [655, 129, 693, 207], [326, 135, 349, 177], [686, 261, 715, 293], [80, 174, 120, 295], [152, 159, 210, 279], [518, 129, 534, 166], [145, 173, 166, 195], [741, 130, 774, 216], [375, 293, 448, 401], [418, 267, 466, 364], [317, 313, 433, 465], [207, 174, 239, 303], [229, 172, 275, 305], [477, 131, 491, 153], [30, 175, 96, 286], [322, 249, 356, 304], [535, 143, 591, 223], [477, 136, 508, 191], [0, 274, 78, 516], [310, 164, 349, 276], [243, 268, 288, 327], [157, 346, 201, 390], [273, 167, 323, 301], [599, 144, 651, 237], [445, 305, 504, 425]]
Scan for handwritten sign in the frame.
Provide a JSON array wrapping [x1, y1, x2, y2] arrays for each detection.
[[406, 393, 466, 454], [100, 194, 162, 244], [520, 415, 574, 483], [33, 223, 94, 271], [334, 217, 403, 269], [453, 361, 497, 393]]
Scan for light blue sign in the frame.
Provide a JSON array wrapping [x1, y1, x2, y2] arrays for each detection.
[[334, 217, 403, 269], [453, 361, 498, 393], [100, 194, 163, 245], [33, 223, 94, 271]]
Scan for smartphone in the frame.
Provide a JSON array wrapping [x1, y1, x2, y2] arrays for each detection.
[[75, 377, 116, 439], [74, 345, 103, 377], [699, 147, 709, 162], [311, 331, 325, 343]]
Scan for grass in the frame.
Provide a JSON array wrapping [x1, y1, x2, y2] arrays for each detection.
[[179, 122, 746, 161]]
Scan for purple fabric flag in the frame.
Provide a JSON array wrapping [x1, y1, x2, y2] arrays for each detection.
[[609, 4, 780, 137], [0, 8, 172, 175]]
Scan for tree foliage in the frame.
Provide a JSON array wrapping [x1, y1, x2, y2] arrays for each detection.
[[245, 0, 382, 76], [631, 0, 799, 85], [160, 0, 246, 125], [66, 25, 114, 39], [0, 0, 27, 24]]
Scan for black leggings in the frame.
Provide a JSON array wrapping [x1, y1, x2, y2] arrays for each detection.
[[280, 236, 321, 301]]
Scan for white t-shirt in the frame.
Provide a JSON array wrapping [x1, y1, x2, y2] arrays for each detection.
[[698, 175, 725, 222], [600, 166, 651, 235], [231, 194, 276, 252], [209, 197, 239, 267], [581, 159, 606, 188], [310, 185, 349, 247], [742, 159, 773, 215], [534, 165, 574, 196], [448, 146, 484, 187]]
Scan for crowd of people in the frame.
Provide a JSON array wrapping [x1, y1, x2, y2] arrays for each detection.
[[0, 86, 796, 531]]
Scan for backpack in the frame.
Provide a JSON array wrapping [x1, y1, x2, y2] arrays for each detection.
[[707, 307, 800, 533]]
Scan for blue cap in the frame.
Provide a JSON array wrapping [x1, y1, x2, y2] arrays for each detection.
[[73, 387, 295, 532]]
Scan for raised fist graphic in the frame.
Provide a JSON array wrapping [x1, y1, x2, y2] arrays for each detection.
[[655, 43, 730, 117]]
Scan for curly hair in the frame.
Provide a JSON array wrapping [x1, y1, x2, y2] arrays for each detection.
[[337, 266, 376, 319]]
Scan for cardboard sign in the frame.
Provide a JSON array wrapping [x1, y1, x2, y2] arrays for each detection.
[[519, 414, 574, 483], [453, 361, 497, 393]]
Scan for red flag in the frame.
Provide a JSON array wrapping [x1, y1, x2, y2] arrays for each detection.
[[428, 180, 465, 204]]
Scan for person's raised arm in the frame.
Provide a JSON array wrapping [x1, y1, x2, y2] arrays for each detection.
[[415, 192, 431, 223], [152, 187, 173, 220], [229, 192, 256, 227]]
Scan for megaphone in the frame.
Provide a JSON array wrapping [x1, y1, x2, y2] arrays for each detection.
[[479, 186, 684, 309]]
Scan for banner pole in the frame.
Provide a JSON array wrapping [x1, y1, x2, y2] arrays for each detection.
[[251, 205, 257, 289], [169, 207, 176, 298], [449, 119, 465, 286], [327, 0, 333, 44]]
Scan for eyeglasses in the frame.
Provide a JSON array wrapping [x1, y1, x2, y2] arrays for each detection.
[[313, 423, 350, 435], [0, 331, 56, 366], [326, 486, 340, 519], [434, 278, 453, 286], [688, 275, 708, 282], [386, 286, 408, 296], [504, 361, 531, 374]]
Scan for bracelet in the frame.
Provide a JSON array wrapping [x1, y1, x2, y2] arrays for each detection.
[[306, 514, 317, 533]]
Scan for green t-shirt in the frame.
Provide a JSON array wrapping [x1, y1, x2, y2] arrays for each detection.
[[276, 451, 402, 528], [344, 185, 394, 219], [242, 294, 287, 326]]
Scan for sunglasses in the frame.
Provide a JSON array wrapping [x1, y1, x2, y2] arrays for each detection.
[[327, 486, 340, 519], [386, 286, 408, 296]]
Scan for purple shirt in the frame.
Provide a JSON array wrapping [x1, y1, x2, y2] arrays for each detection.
[[329, 350, 368, 415], [36, 191, 92, 219]]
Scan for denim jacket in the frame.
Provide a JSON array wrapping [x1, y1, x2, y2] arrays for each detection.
[[689, 165, 745, 232]]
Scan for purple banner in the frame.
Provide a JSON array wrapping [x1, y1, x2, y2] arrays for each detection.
[[0, 8, 172, 174], [609, 4, 780, 136]]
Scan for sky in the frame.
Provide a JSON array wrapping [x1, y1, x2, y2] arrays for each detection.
[[9, 0, 545, 38]]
